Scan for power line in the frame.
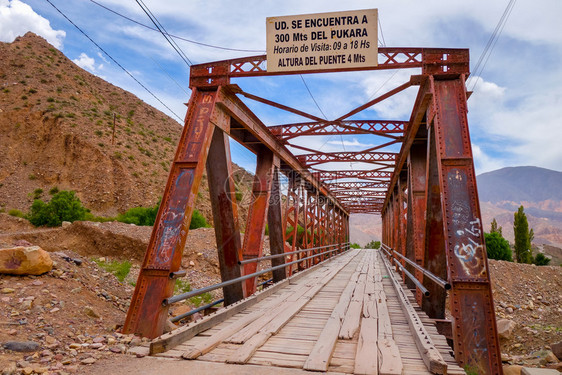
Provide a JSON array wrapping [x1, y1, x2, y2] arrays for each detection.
[[44, 0, 183, 122], [300, 75, 327, 120], [89, 0, 265, 53], [378, 17, 386, 47], [469, 0, 517, 92], [134, 0, 192, 67]]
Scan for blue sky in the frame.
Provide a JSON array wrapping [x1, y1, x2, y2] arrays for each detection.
[[1, 0, 561, 175]]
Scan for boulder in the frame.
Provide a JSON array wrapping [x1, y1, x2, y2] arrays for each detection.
[[3, 341, 40, 352], [551, 341, 562, 361], [0, 246, 53, 275], [496, 318, 517, 339], [503, 365, 522, 375]]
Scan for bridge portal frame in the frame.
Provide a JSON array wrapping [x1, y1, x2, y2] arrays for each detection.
[[124, 47, 502, 374]]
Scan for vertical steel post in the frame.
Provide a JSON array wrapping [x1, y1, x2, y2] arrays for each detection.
[[267, 166, 286, 283], [241, 147, 275, 295], [406, 142, 428, 300], [429, 75, 502, 374], [123, 88, 221, 338], [206, 127, 244, 305]]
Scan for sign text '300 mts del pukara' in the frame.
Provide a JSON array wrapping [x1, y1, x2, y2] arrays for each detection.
[[266, 9, 378, 73]]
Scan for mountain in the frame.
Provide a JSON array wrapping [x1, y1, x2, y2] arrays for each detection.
[[477, 166, 562, 203], [349, 166, 562, 253], [477, 166, 562, 249]]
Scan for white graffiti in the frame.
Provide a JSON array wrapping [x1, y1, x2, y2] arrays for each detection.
[[454, 218, 483, 263]]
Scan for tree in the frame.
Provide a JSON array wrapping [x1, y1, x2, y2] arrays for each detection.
[[490, 218, 503, 237], [533, 253, 551, 266], [513, 205, 533, 263], [484, 232, 512, 261]]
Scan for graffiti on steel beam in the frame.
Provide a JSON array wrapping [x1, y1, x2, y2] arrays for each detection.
[[149, 169, 194, 268]]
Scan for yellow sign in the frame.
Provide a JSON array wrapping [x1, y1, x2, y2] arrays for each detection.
[[266, 9, 378, 73]]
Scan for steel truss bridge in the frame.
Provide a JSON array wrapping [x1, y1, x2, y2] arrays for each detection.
[[123, 48, 503, 374]]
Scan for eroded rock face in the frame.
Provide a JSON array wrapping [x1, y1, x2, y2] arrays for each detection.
[[0, 246, 53, 275]]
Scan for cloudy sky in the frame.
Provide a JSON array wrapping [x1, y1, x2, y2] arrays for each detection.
[[1, 0, 561, 175]]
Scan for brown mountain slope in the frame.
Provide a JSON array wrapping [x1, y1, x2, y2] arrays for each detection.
[[0, 32, 218, 219]]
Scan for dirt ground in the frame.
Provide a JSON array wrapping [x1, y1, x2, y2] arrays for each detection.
[[1, 213, 561, 373]]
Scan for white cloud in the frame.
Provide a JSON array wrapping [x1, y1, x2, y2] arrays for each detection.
[[327, 138, 374, 148], [72, 52, 96, 71], [0, 0, 65, 48]]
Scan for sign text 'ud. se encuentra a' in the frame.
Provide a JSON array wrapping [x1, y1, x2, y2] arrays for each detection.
[[266, 9, 378, 73]]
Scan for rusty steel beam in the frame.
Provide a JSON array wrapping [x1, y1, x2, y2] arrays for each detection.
[[215, 85, 347, 214], [326, 181, 390, 190], [427, 75, 502, 373], [241, 147, 276, 295], [268, 120, 406, 141], [123, 88, 222, 338], [206, 127, 245, 305], [296, 151, 398, 167], [267, 166, 286, 283], [405, 142, 428, 303], [315, 170, 392, 181]]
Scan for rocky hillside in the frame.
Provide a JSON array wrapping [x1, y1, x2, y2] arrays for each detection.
[[0, 32, 245, 222]]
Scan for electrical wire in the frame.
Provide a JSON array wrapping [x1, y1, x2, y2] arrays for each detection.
[[378, 17, 386, 47], [469, 0, 517, 92], [89, 0, 265, 53], [300, 75, 327, 120], [44, 0, 183, 122], [135, 0, 192, 67]]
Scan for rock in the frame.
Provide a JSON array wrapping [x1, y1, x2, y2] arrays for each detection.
[[80, 357, 96, 365], [16, 360, 30, 368], [170, 304, 192, 318], [22, 367, 33, 375], [189, 260, 195, 266], [3, 341, 40, 352], [551, 341, 562, 361], [1, 288, 15, 294], [545, 351, 559, 363], [109, 345, 126, 353], [503, 365, 523, 375], [31, 280, 43, 286], [497, 319, 517, 339], [83, 306, 100, 318], [71, 287, 82, 294], [62, 221, 71, 227], [163, 319, 177, 333], [0, 246, 53, 275], [8, 329, 17, 335], [506, 307, 514, 314], [521, 368, 560, 374], [92, 336, 105, 344]]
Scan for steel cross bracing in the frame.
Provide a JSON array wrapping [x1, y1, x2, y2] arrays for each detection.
[[124, 46, 503, 374]]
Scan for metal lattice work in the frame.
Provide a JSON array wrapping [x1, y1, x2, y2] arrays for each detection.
[[124, 46, 502, 375]]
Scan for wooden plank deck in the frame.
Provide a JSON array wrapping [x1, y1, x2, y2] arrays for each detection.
[[149, 249, 466, 374]]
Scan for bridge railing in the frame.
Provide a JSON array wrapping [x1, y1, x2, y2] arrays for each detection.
[[164, 242, 351, 322], [380, 243, 451, 296]]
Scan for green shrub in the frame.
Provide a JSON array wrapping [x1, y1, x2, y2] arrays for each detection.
[[93, 258, 131, 282], [49, 186, 59, 195], [484, 232, 512, 261], [28, 190, 88, 227], [8, 209, 25, 218], [365, 240, 381, 249], [533, 253, 551, 266], [116, 204, 159, 226], [190, 209, 209, 229], [350, 243, 361, 249]]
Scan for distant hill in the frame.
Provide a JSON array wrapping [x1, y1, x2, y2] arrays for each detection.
[[477, 166, 562, 203], [477, 166, 562, 250]]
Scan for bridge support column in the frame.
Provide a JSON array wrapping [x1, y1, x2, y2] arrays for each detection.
[[123, 88, 223, 338], [241, 147, 276, 295], [406, 142, 428, 304], [206, 126, 244, 305], [428, 75, 502, 374], [267, 166, 286, 283]]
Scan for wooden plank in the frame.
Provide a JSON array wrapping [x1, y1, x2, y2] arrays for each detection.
[[379, 251, 448, 375], [225, 251, 360, 364], [354, 309, 378, 375], [150, 249, 339, 355], [302, 252, 367, 371], [339, 271, 367, 339]]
